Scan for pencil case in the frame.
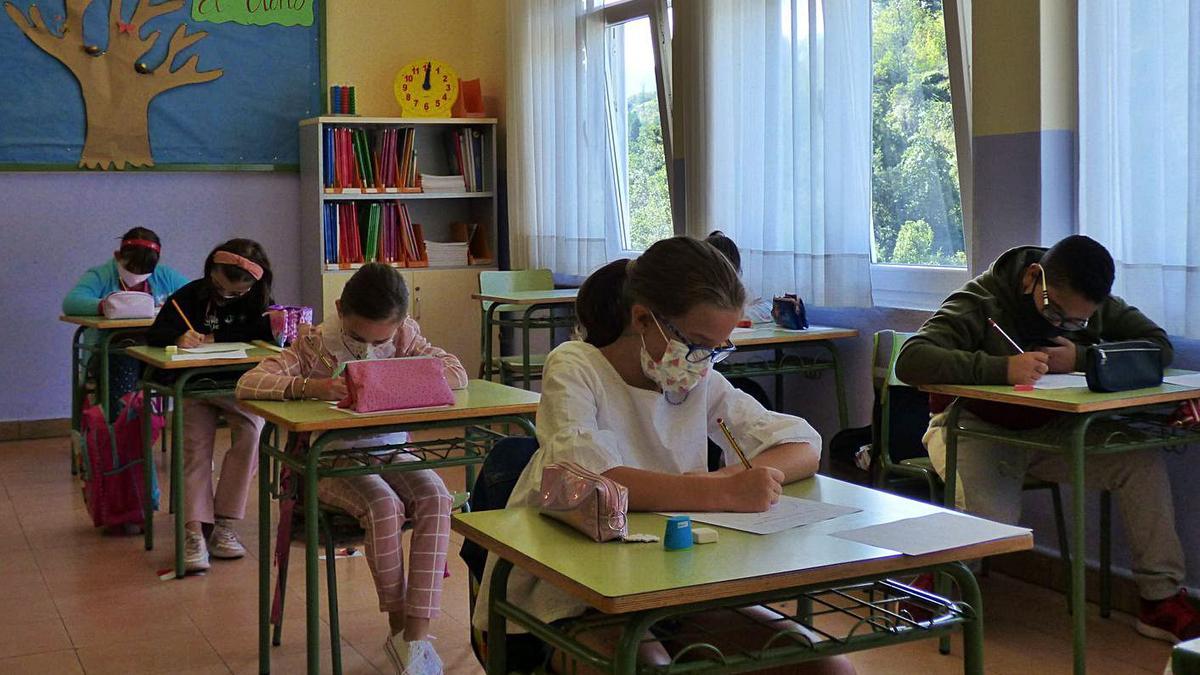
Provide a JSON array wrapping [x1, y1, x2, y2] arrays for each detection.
[[267, 305, 313, 346], [1085, 341, 1163, 392], [102, 291, 156, 319], [538, 462, 628, 542], [336, 356, 455, 413], [771, 293, 808, 330]]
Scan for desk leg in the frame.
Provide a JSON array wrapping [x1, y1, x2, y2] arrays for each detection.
[[482, 304, 499, 382], [305, 445, 322, 675], [1069, 418, 1093, 675], [142, 382, 155, 552], [521, 308, 534, 390], [943, 562, 984, 675], [937, 401, 963, 655], [70, 327, 85, 475], [259, 425, 274, 675], [824, 341, 849, 430], [487, 559, 514, 674], [98, 330, 115, 421], [774, 348, 784, 411], [172, 376, 190, 580]]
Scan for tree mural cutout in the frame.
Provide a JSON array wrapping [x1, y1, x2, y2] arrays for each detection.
[[4, 0, 222, 169]]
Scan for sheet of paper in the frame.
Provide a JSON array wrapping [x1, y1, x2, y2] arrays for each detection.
[[180, 342, 255, 353], [1164, 373, 1200, 389], [732, 327, 755, 334], [328, 403, 454, 417], [661, 495, 861, 535], [1033, 373, 1089, 390], [830, 512, 1030, 556], [169, 350, 248, 361]]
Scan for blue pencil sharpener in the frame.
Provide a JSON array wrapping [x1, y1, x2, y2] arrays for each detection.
[[663, 515, 693, 550]]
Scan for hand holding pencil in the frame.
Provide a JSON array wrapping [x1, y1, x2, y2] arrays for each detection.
[[988, 317, 1049, 386], [172, 299, 210, 349]]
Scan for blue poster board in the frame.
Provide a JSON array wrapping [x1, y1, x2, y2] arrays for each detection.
[[0, 0, 320, 167]]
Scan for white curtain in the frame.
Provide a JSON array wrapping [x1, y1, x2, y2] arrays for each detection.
[[507, 0, 611, 275], [674, 0, 874, 307], [1079, 0, 1200, 337]]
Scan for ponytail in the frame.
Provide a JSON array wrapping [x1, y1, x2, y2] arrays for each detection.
[[576, 258, 631, 348]]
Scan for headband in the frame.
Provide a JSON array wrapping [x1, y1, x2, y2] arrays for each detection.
[[121, 238, 161, 253], [212, 250, 264, 281]]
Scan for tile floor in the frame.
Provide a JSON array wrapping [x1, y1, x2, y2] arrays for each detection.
[[0, 433, 1174, 674]]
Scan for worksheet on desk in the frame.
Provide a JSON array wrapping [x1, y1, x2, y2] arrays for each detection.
[[169, 350, 248, 361], [661, 496, 861, 535], [1164, 373, 1200, 388], [1033, 373, 1089, 389], [180, 342, 255, 353], [830, 512, 1030, 556]]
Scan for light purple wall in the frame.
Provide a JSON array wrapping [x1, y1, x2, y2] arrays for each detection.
[[0, 171, 301, 422]]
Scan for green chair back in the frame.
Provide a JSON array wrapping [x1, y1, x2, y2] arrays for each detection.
[[479, 269, 555, 312], [871, 330, 935, 495]]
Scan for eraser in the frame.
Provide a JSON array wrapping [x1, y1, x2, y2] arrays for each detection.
[[1013, 384, 1034, 391], [692, 527, 719, 544], [165, 345, 177, 354]]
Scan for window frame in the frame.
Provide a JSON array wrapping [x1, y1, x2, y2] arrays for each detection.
[[600, 0, 676, 260], [868, 0, 974, 309]]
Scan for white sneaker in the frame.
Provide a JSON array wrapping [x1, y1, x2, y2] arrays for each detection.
[[209, 520, 246, 559], [383, 635, 443, 675], [185, 530, 211, 573]]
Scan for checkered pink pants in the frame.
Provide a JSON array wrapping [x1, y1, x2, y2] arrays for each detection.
[[316, 466, 451, 618]]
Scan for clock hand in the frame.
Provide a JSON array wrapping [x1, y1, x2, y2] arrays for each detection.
[[422, 62, 432, 91]]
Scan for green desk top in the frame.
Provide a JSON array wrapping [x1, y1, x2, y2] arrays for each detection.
[[124, 344, 275, 370], [472, 289, 579, 305], [60, 314, 156, 330], [730, 325, 858, 347], [454, 475, 1031, 613], [240, 379, 541, 432], [920, 369, 1200, 413]]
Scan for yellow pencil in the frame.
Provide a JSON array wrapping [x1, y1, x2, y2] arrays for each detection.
[[717, 418, 753, 470], [171, 299, 197, 334]]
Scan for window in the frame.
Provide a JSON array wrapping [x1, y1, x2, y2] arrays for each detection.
[[870, 0, 964, 268], [603, 1, 674, 256]]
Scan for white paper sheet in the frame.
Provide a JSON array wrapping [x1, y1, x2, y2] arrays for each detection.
[[328, 403, 454, 416], [1164, 373, 1200, 389], [169, 350, 248, 361], [830, 512, 1030, 556], [180, 342, 255, 353], [1033, 373, 1089, 390], [661, 495, 861, 535]]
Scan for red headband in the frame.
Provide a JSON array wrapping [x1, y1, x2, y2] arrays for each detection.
[[121, 238, 161, 253], [213, 250, 264, 281]]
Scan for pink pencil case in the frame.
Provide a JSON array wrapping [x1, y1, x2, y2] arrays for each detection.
[[336, 357, 455, 413]]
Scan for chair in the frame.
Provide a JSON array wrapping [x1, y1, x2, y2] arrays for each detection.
[[479, 270, 573, 387], [871, 329, 1113, 615], [459, 436, 551, 674]]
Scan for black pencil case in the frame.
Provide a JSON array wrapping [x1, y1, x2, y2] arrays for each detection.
[[1085, 341, 1163, 392]]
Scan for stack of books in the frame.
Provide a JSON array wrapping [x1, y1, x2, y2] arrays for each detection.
[[420, 173, 467, 193]]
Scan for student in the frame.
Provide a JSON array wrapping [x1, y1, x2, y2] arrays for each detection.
[[63, 226, 189, 315], [895, 235, 1200, 642], [147, 239, 275, 574], [474, 237, 854, 675], [63, 227, 190, 412], [705, 230, 773, 324], [237, 263, 466, 675]]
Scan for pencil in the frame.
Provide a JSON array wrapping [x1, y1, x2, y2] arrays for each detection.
[[171, 299, 196, 334], [987, 318, 1024, 354], [717, 418, 753, 470]]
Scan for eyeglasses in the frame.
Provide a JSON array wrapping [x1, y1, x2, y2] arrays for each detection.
[[210, 274, 252, 300], [659, 316, 738, 364], [1037, 266, 1089, 331]]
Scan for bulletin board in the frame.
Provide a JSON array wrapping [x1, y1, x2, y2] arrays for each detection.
[[0, 0, 321, 170]]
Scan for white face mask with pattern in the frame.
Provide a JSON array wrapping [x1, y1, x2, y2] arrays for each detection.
[[320, 317, 397, 363], [639, 315, 710, 404]]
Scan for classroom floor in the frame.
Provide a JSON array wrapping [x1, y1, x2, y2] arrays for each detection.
[[0, 433, 1174, 674]]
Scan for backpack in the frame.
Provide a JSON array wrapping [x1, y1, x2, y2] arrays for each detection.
[[78, 391, 164, 529]]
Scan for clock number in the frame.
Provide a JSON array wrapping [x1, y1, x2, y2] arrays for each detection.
[[402, 84, 408, 92], [435, 100, 442, 108], [405, 93, 412, 102], [405, 75, 413, 83], [444, 84, 450, 92], [442, 75, 448, 83], [442, 93, 448, 101], [423, 102, 430, 111]]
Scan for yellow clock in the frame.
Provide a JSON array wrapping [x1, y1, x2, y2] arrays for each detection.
[[395, 58, 459, 117]]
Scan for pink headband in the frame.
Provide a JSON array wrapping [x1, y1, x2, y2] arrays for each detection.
[[212, 250, 264, 281], [121, 238, 161, 253]]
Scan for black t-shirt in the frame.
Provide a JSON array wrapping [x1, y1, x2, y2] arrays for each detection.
[[147, 280, 273, 346]]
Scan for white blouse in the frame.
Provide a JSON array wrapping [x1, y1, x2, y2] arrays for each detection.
[[472, 340, 822, 631]]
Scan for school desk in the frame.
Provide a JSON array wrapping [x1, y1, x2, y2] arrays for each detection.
[[723, 325, 859, 427], [456, 474, 1031, 674], [125, 344, 274, 578], [920, 372, 1200, 675], [241, 379, 541, 675], [472, 288, 578, 389], [60, 315, 156, 473]]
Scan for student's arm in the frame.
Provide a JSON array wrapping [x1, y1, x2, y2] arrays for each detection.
[[707, 373, 820, 483], [1083, 296, 1175, 369], [145, 289, 194, 346], [62, 266, 109, 315], [602, 465, 783, 513], [894, 293, 1009, 386], [155, 264, 191, 300], [215, 306, 274, 343], [237, 339, 320, 401], [396, 317, 469, 389]]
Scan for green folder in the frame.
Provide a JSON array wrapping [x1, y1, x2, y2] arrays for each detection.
[[363, 203, 381, 262]]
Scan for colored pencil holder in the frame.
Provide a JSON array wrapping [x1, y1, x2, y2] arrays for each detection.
[[663, 515, 693, 551]]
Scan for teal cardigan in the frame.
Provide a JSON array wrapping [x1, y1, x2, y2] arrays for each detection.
[[62, 259, 191, 316]]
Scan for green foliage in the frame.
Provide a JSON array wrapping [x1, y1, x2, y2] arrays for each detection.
[[625, 94, 673, 251], [872, 0, 964, 265]]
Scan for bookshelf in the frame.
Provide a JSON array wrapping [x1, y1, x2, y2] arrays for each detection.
[[299, 116, 499, 376]]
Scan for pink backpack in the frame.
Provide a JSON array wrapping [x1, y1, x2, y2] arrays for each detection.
[[78, 392, 164, 529]]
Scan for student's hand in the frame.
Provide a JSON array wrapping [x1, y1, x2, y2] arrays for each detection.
[[310, 377, 348, 401], [177, 330, 206, 349], [1036, 336, 1077, 373], [721, 466, 785, 512], [1007, 351, 1050, 386]]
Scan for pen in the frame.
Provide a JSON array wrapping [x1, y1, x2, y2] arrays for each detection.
[[987, 318, 1023, 354], [717, 418, 753, 470]]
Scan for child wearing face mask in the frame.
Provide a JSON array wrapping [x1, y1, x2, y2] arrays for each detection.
[[63, 227, 190, 413], [237, 262, 467, 675], [472, 237, 854, 675], [147, 239, 276, 574]]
